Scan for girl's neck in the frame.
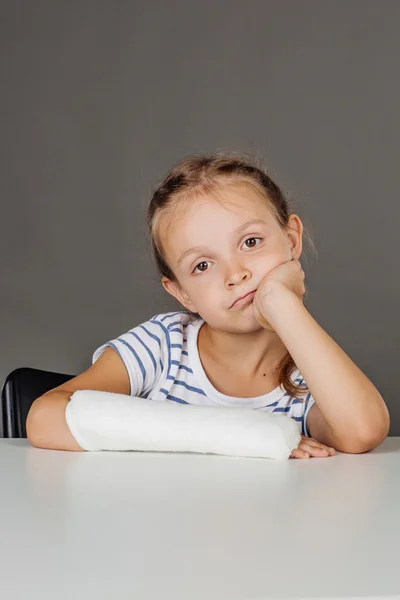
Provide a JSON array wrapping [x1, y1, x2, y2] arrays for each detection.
[[198, 321, 288, 379]]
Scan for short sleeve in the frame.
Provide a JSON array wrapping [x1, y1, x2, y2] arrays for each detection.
[[302, 393, 316, 437], [283, 369, 316, 438], [92, 316, 165, 398]]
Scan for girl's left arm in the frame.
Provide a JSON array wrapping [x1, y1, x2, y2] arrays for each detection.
[[262, 286, 390, 454]]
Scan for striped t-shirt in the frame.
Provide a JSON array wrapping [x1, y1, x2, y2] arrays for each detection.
[[92, 311, 316, 437]]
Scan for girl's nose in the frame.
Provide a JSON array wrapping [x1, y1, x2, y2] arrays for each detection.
[[226, 264, 251, 286]]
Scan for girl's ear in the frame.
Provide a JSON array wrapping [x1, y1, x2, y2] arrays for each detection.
[[287, 214, 303, 260], [161, 277, 197, 312]]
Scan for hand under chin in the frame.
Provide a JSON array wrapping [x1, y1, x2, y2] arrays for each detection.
[[252, 300, 275, 333]]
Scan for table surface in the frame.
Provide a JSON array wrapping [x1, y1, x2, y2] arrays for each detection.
[[1, 438, 400, 600]]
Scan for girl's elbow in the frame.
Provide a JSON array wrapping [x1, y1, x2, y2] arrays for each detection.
[[26, 398, 43, 447], [347, 406, 391, 454], [26, 395, 84, 452], [26, 401, 52, 449], [341, 425, 389, 454]]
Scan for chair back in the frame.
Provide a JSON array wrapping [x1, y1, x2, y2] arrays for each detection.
[[1, 367, 75, 438]]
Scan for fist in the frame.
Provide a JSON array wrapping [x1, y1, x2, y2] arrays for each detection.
[[259, 258, 305, 299], [252, 258, 306, 331]]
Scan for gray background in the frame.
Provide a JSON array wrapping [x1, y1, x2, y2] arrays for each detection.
[[1, 1, 399, 434]]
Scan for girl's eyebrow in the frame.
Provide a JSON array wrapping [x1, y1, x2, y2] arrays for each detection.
[[177, 218, 267, 266]]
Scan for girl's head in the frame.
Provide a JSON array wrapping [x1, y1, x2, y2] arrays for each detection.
[[146, 151, 315, 399]]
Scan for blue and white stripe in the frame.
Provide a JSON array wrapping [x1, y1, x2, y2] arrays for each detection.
[[93, 311, 315, 437]]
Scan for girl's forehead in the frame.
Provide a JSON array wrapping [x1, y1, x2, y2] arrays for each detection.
[[165, 186, 271, 231]]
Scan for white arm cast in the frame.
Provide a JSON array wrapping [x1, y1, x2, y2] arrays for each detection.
[[65, 390, 301, 460]]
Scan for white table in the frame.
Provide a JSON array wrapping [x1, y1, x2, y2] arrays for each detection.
[[1, 438, 400, 600]]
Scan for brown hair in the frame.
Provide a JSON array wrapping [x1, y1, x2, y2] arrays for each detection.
[[146, 150, 316, 400]]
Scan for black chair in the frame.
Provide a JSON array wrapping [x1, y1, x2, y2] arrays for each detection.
[[1, 367, 76, 438]]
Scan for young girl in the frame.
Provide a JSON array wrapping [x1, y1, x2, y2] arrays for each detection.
[[26, 152, 390, 457]]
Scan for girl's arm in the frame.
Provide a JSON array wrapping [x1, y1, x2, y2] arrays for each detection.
[[262, 286, 390, 454], [26, 390, 84, 451], [26, 346, 130, 451]]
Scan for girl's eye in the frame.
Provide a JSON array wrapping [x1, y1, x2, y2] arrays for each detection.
[[191, 237, 262, 274], [243, 237, 261, 249], [192, 261, 209, 274]]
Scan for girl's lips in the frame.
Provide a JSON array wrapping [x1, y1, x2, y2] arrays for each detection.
[[231, 290, 256, 309]]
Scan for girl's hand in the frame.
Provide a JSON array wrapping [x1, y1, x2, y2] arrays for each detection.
[[252, 258, 306, 331], [290, 435, 336, 459]]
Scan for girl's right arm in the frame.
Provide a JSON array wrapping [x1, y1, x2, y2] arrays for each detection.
[[26, 347, 130, 451]]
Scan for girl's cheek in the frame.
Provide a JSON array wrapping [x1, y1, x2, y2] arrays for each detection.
[[254, 256, 279, 278]]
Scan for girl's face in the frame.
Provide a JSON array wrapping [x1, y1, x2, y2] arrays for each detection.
[[161, 183, 303, 332]]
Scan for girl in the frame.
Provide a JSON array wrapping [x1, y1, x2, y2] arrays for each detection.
[[27, 152, 390, 457]]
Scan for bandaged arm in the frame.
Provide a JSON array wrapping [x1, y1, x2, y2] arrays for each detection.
[[65, 390, 301, 460]]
